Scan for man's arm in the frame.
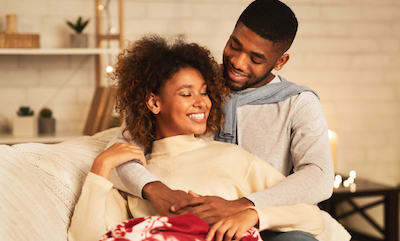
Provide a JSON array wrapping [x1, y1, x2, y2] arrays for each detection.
[[107, 123, 191, 216], [172, 94, 333, 222], [106, 122, 160, 197], [246, 93, 334, 206]]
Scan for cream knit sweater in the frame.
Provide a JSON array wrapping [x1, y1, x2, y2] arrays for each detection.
[[68, 135, 325, 241]]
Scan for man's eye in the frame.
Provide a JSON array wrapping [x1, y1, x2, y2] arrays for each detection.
[[230, 43, 239, 50], [251, 58, 262, 64], [181, 93, 191, 97]]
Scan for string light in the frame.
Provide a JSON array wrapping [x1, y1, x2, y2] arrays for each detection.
[[334, 175, 342, 188], [333, 170, 357, 192], [98, 0, 115, 77], [106, 65, 114, 73], [349, 170, 356, 179]]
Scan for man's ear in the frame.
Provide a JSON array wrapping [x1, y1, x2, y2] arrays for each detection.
[[146, 93, 161, 114], [274, 53, 290, 71]]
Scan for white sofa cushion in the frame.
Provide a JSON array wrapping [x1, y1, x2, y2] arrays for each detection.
[[0, 128, 118, 241]]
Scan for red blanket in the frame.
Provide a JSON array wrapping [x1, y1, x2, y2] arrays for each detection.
[[100, 214, 262, 241]]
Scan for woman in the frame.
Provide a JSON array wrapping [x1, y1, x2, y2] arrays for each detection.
[[67, 35, 323, 241]]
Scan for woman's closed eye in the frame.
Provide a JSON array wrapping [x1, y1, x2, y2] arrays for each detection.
[[180, 92, 192, 97]]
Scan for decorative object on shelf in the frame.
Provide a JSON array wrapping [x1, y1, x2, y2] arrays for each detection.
[[84, 0, 125, 135], [38, 107, 56, 135], [0, 14, 40, 48], [13, 106, 37, 137], [67, 16, 90, 48]]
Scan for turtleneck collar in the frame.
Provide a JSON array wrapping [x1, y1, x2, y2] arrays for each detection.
[[150, 134, 201, 157]]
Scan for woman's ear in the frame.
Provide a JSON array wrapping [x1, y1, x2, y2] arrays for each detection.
[[146, 93, 161, 114], [274, 53, 290, 71]]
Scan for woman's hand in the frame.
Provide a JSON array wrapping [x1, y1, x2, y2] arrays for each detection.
[[205, 209, 259, 241], [91, 142, 146, 179]]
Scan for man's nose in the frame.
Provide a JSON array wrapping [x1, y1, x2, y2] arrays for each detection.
[[230, 52, 248, 71]]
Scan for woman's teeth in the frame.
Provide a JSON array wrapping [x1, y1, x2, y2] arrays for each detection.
[[188, 113, 205, 119]]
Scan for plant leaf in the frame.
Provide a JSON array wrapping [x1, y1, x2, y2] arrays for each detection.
[[67, 21, 77, 31]]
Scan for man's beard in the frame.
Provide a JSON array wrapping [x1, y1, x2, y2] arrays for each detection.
[[223, 60, 273, 91]]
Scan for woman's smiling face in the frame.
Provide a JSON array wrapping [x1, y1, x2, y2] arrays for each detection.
[[150, 67, 212, 139]]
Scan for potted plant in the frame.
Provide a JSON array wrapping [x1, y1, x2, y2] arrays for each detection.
[[13, 106, 37, 137], [38, 107, 56, 135], [67, 16, 90, 48]]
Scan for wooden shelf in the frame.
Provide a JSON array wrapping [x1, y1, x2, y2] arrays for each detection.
[[0, 132, 82, 145], [0, 48, 119, 55]]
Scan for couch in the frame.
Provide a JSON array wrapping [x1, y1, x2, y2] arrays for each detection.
[[0, 128, 118, 241], [0, 127, 351, 241]]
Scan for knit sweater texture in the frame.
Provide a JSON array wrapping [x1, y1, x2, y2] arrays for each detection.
[[109, 75, 334, 206], [68, 135, 325, 241]]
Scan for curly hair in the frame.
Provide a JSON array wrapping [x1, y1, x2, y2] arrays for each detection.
[[112, 35, 229, 152]]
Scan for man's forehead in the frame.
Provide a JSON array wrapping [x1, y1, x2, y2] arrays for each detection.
[[230, 23, 277, 56]]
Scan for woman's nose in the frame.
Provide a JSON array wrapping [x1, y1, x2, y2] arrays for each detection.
[[194, 94, 206, 107]]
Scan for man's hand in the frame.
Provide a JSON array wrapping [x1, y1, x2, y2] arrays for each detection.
[[171, 190, 254, 225], [206, 209, 259, 241], [143, 181, 191, 216]]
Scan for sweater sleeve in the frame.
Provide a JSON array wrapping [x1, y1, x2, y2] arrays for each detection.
[[247, 204, 324, 236], [241, 156, 324, 236], [246, 93, 334, 206], [67, 173, 129, 241], [106, 122, 160, 198]]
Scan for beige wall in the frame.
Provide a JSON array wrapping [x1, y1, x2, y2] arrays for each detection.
[[0, 0, 399, 187]]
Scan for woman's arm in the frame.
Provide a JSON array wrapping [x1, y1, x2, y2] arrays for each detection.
[[108, 123, 191, 216], [205, 204, 323, 241], [251, 204, 324, 235], [203, 172, 324, 241], [68, 143, 146, 241], [67, 173, 126, 241], [107, 123, 160, 198]]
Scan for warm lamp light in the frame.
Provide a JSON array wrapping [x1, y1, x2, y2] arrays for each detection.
[[328, 130, 338, 171], [106, 65, 114, 73]]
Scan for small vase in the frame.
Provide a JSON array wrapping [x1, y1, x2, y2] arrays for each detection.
[[4, 15, 17, 34], [38, 117, 56, 135], [13, 116, 37, 137], [70, 33, 88, 48]]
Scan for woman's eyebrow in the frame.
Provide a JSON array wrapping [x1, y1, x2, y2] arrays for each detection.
[[177, 81, 207, 90], [177, 84, 193, 90]]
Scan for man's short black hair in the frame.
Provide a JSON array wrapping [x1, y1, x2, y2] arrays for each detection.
[[238, 0, 298, 53]]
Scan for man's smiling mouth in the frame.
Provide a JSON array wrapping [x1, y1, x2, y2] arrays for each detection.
[[231, 69, 246, 77]]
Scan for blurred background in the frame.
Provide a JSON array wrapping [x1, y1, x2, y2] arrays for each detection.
[[0, 0, 399, 238]]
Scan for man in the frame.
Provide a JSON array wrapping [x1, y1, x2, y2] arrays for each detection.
[[108, 0, 335, 240]]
